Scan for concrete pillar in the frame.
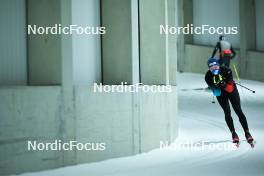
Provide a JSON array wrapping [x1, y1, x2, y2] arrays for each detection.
[[27, 0, 76, 166], [177, 0, 185, 73], [101, 0, 139, 85], [0, 0, 27, 86], [176, 0, 193, 72], [101, 0, 176, 85], [239, 0, 256, 77], [139, 0, 177, 85], [131, 0, 140, 84], [183, 0, 193, 44], [101, 0, 178, 154], [27, 0, 62, 85], [72, 0, 102, 85], [60, 0, 76, 167], [167, 0, 178, 85]]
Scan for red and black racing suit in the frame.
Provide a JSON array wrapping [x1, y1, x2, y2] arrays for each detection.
[[205, 66, 249, 133]]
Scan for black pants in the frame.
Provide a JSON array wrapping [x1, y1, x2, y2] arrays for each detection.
[[217, 86, 249, 133]]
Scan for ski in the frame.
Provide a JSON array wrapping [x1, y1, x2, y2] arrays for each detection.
[[245, 132, 255, 148], [181, 87, 210, 92], [248, 140, 256, 148], [233, 141, 240, 148]]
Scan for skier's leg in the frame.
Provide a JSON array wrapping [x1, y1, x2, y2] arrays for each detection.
[[228, 87, 249, 132], [228, 87, 254, 143], [216, 92, 235, 132]]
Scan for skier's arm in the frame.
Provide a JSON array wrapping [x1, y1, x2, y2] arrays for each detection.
[[230, 46, 236, 59], [211, 42, 220, 58], [205, 72, 219, 88], [222, 67, 233, 83], [205, 72, 221, 96]]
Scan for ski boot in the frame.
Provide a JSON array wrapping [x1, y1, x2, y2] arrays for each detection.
[[232, 131, 240, 147], [245, 131, 255, 148]]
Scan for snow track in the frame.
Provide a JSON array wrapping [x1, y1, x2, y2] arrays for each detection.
[[20, 73, 264, 176]]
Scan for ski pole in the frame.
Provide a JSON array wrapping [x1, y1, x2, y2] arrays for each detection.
[[233, 64, 240, 82], [235, 83, 255, 93], [212, 96, 215, 104], [232, 62, 246, 99]]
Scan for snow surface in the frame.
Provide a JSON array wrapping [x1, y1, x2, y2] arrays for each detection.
[[20, 73, 264, 176]]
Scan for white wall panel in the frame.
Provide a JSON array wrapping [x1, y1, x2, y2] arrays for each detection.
[[193, 0, 240, 48], [0, 0, 27, 85], [72, 0, 101, 85]]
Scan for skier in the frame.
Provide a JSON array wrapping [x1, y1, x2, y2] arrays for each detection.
[[211, 35, 236, 68], [205, 58, 254, 146]]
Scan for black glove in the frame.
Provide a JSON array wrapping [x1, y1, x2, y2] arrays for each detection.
[[213, 75, 226, 88], [219, 80, 226, 88]]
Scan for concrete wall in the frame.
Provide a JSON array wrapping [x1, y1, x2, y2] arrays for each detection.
[[0, 0, 27, 85], [184, 44, 240, 74], [75, 87, 134, 163], [0, 86, 178, 175], [75, 86, 178, 163], [0, 87, 63, 175], [193, 0, 240, 47], [139, 87, 178, 151], [184, 44, 264, 82], [184, 44, 212, 74], [256, 0, 264, 51], [246, 51, 264, 82], [0, 0, 179, 175]]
